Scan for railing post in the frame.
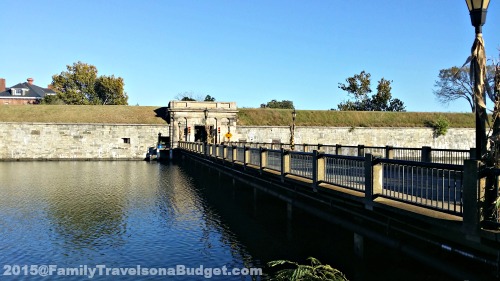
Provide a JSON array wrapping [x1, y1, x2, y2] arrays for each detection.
[[469, 148, 477, 160], [281, 148, 290, 182], [260, 147, 268, 174], [462, 159, 483, 238], [312, 150, 324, 192], [336, 144, 342, 155], [385, 145, 394, 159], [421, 146, 432, 162], [223, 144, 228, 161], [232, 145, 237, 165], [244, 146, 250, 170], [364, 153, 382, 210], [358, 145, 365, 157]]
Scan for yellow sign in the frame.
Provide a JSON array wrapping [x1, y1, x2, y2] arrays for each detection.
[[225, 132, 233, 139]]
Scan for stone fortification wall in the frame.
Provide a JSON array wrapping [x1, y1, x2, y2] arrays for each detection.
[[0, 123, 168, 160], [0, 123, 475, 160], [234, 126, 475, 150]]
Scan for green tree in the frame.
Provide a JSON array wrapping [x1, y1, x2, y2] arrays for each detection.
[[337, 71, 405, 111], [433, 65, 495, 112], [260, 99, 294, 109], [40, 94, 65, 105], [51, 61, 128, 105], [204, 95, 216, 101], [175, 92, 198, 101], [95, 75, 128, 105]]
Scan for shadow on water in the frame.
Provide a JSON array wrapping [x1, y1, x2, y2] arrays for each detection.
[[176, 158, 482, 281]]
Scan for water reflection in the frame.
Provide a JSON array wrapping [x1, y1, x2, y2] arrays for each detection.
[[0, 161, 258, 280]]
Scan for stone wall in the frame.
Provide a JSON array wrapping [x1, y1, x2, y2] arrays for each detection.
[[0, 123, 169, 160], [233, 126, 475, 150], [0, 122, 476, 160]]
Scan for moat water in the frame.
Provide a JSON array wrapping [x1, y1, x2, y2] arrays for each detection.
[[0, 161, 474, 280]]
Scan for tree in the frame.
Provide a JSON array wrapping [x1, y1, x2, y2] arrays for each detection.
[[40, 94, 65, 105], [337, 71, 405, 111], [95, 75, 128, 105], [204, 95, 216, 101], [260, 99, 294, 109], [433, 65, 495, 112], [51, 61, 128, 105]]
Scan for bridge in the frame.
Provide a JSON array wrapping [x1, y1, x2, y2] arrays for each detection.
[[176, 141, 500, 280]]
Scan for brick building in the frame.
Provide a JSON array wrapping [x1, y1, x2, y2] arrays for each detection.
[[0, 78, 55, 105]]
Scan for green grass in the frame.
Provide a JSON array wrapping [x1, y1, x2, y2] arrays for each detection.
[[0, 105, 476, 127], [238, 108, 475, 128], [0, 105, 168, 124]]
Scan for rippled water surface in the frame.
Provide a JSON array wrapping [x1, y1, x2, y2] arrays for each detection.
[[0, 161, 462, 281], [0, 162, 257, 280]]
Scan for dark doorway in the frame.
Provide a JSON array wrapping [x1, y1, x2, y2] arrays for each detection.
[[158, 135, 170, 148], [194, 126, 208, 142]]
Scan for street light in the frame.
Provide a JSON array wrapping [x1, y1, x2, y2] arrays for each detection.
[[290, 109, 296, 150], [465, 0, 496, 227], [465, 0, 490, 160], [466, 0, 490, 33], [204, 108, 209, 143], [170, 111, 175, 148]]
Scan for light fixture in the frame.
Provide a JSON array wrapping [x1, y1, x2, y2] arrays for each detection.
[[465, 0, 490, 33]]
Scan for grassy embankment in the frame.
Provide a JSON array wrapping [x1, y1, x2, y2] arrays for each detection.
[[0, 105, 475, 128]]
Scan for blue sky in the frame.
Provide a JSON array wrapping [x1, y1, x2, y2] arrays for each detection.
[[2, 0, 499, 112]]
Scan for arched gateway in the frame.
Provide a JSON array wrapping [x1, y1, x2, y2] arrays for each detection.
[[168, 101, 238, 148]]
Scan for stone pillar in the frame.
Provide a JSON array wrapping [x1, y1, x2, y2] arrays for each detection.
[[281, 148, 290, 182], [260, 147, 267, 174], [364, 153, 382, 210], [312, 150, 324, 192], [462, 160, 483, 239], [358, 145, 365, 157], [421, 146, 432, 163], [385, 145, 394, 159]]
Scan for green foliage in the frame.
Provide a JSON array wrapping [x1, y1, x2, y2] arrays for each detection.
[[337, 71, 405, 111], [268, 257, 348, 281], [204, 95, 216, 101], [40, 95, 65, 105], [433, 65, 496, 112], [260, 99, 294, 109], [427, 115, 450, 137], [95, 75, 128, 105], [51, 61, 128, 105]]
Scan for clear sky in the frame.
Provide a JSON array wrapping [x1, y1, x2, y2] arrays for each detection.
[[2, 0, 499, 112]]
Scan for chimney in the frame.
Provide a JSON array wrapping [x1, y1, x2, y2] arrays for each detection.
[[27, 78, 34, 85], [0, 78, 5, 92]]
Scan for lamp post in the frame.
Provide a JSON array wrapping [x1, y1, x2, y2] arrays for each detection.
[[170, 111, 175, 148], [465, 0, 495, 227], [204, 108, 209, 143], [290, 109, 296, 150], [465, 0, 490, 161], [185, 118, 188, 142]]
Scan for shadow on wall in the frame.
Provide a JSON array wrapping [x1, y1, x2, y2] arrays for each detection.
[[154, 107, 169, 123]]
